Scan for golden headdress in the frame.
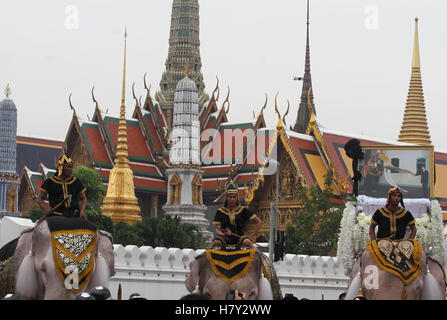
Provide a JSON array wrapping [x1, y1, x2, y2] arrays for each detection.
[[387, 186, 405, 207], [57, 151, 73, 176], [225, 180, 238, 195]]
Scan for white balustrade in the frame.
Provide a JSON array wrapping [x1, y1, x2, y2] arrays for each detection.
[[109, 245, 350, 300]]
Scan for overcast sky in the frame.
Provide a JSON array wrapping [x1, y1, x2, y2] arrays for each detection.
[[1, 0, 446, 150]]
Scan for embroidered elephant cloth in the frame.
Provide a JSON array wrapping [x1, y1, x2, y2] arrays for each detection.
[[206, 247, 256, 283], [366, 239, 423, 285], [47, 216, 97, 293]]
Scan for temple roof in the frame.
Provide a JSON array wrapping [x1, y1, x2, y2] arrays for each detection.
[[16, 135, 63, 174]]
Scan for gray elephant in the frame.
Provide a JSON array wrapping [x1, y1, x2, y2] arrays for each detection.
[[185, 246, 281, 300], [345, 241, 446, 300], [0, 216, 115, 300]]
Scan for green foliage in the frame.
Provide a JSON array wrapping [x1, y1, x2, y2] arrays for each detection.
[[113, 221, 142, 246], [85, 209, 113, 234], [72, 166, 106, 211], [28, 207, 45, 222], [284, 172, 344, 256], [111, 215, 208, 249]]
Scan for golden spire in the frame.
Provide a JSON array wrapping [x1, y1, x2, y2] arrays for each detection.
[[4, 83, 11, 98], [116, 27, 129, 165], [101, 29, 141, 224], [398, 18, 431, 145]]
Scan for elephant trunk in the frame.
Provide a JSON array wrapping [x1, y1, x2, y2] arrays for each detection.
[[15, 252, 38, 299], [89, 254, 110, 288]]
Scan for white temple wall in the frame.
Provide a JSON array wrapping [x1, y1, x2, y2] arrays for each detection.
[[109, 244, 350, 300]]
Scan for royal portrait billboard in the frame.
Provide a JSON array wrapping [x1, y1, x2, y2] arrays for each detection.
[[358, 145, 434, 199]]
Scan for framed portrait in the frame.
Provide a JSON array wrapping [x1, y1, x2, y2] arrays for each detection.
[[358, 145, 434, 199]]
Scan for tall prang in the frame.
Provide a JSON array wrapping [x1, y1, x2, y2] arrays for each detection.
[[398, 18, 431, 145], [0, 84, 20, 217], [162, 69, 211, 240], [293, 0, 315, 134], [156, 0, 208, 129]]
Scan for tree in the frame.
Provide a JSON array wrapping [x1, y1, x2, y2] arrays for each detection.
[[28, 207, 45, 222], [72, 166, 113, 232], [73, 166, 106, 211], [112, 215, 208, 249], [284, 172, 344, 256]]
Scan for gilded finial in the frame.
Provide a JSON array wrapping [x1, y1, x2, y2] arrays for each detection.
[[211, 76, 220, 101], [282, 100, 290, 125], [91, 86, 99, 109], [4, 83, 11, 98], [261, 93, 268, 114], [68, 93, 75, 112], [143, 72, 151, 93], [132, 82, 139, 107], [274, 92, 281, 120], [223, 86, 230, 113], [121, 28, 127, 107]]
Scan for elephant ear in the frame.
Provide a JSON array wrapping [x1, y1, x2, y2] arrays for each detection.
[[98, 230, 113, 244], [186, 255, 202, 293]]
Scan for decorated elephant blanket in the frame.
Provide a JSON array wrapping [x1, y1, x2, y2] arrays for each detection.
[[366, 239, 423, 285], [46, 216, 97, 293], [205, 246, 256, 284]]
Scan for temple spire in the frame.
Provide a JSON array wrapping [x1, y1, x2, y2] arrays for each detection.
[[101, 30, 141, 224], [156, 0, 208, 129], [398, 18, 431, 145], [293, 0, 315, 134], [116, 28, 129, 164]]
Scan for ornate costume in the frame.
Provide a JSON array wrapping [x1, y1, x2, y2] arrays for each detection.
[[371, 187, 415, 240], [212, 181, 257, 246], [40, 152, 86, 218]]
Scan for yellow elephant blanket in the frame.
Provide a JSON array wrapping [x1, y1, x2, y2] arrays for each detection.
[[366, 239, 423, 285], [206, 247, 256, 284]]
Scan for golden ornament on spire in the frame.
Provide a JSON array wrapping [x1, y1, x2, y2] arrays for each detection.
[[101, 29, 141, 224], [398, 18, 431, 145], [4, 83, 11, 98]]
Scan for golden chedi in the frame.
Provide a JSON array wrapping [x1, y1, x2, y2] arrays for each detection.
[[101, 30, 141, 224], [398, 18, 431, 145]]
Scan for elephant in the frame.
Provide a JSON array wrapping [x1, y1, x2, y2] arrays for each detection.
[[0, 216, 115, 300], [345, 246, 446, 300], [185, 246, 281, 300]]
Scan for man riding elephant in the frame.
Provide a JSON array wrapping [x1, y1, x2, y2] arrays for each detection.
[[345, 187, 446, 300], [0, 152, 115, 299], [36, 151, 87, 220], [210, 180, 263, 249]]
